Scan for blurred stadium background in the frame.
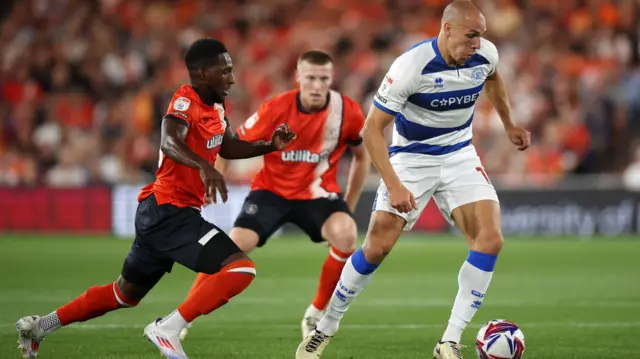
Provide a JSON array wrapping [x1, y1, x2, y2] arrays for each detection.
[[1, 1, 639, 358]]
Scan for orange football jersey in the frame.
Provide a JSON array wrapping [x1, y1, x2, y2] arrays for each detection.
[[138, 85, 227, 208], [236, 90, 365, 200]]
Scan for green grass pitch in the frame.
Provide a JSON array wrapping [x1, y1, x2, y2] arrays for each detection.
[[0, 235, 639, 358]]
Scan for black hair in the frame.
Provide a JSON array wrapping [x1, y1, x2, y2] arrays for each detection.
[[184, 38, 228, 71]]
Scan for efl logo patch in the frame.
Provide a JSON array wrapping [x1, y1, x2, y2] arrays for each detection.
[[173, 97, 191, 111], [378, 75, 393, 97]]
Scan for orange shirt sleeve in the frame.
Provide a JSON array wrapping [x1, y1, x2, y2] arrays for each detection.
[[165, 90, 199, 128], [344, 98, 366, 146], [236, 100, 277, 142]]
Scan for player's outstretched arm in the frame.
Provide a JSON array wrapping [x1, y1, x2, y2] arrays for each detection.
[[219, 123, 295, 159], [161, 115, 212, 170], [344, 143, 370, 212], [485, 71, 531, 151]]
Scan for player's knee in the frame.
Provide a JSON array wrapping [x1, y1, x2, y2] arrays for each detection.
[[361, 211, 403, 263], [360, 242, 389, 264], [322, 214, 357, 253], [473, 229, 504, 255], [220, 251, 253, 269], [115, 276, 146, 305]]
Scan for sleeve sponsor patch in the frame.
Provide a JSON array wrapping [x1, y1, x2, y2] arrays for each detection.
[[173, 97, 191, 111], [170, 112, 188, 119]]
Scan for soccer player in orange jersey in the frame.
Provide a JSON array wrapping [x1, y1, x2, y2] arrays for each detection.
[[180, 50, 371, 340], [14, 38, 295, 359]]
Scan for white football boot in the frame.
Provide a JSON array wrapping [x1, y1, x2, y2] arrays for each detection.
[[295, 329, 333, 359], [433, 340, 464, 359], [301, 307, 325, 339], [144, 318, 189, 359], [16, 316, 46, 358]]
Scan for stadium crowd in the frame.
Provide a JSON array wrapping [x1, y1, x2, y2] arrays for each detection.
[[0, 0, 638, 188]]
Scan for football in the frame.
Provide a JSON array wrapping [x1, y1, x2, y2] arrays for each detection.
[[475, 319, 526, 359]]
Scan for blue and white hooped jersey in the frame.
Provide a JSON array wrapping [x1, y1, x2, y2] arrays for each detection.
[[373, 37, 499, 164]]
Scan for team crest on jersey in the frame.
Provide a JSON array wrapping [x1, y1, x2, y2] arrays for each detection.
[[471, 68, 485, 85], [173, 97, 191, 111]]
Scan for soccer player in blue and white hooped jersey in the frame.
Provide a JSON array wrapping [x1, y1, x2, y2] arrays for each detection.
[[296, 1, 531, 359]]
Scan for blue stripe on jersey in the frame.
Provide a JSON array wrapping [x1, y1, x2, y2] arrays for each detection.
[[422, 38, 491, 75], [395, 112, 474, 141], [388, 139, 472, 156], [373, 98, 398, 116], [407, 84, 484, 112]]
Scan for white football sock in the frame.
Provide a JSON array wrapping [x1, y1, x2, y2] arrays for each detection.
[[316, 249, 378, 336], [442, 250, 497, 343], [158, 310, 189, 333], [304, 304, 323, 320]]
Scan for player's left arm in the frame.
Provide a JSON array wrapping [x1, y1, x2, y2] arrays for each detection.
[[343, 104, 371, 212], [484, 58, 531, 151], [344, 141, 370, 212], [218, 120, 296, 159]]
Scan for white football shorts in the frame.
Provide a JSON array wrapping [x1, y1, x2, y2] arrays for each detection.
[[373, 146, 499, 230]]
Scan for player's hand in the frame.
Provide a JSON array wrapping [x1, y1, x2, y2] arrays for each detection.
[[388, 185, 417, 213], [505, 124, 531, 151], [270, 123, 296, 151], [199, 163, 228, 204]]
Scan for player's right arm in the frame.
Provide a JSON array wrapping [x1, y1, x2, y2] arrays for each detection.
[[161, 101, 228, 203], [364, 51, 420, 213], [160, 116, 212, 171]]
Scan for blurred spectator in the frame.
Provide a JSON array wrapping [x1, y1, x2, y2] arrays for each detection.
[[0, 0, 638, 189]]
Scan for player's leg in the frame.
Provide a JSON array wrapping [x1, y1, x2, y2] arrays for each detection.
[[186, 190, 289, 293], [179, 190, 290, 341], [290, 198, 357, 338], [145, 220, 255, 359], [433, 158, 501, 359], [295, 210, 405, 359], [16, 239, 165, 359], [296, 174, 435, 358]]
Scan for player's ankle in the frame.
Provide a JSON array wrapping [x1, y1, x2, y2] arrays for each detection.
[[316, 315, 339, 336], [304, 304, 323, 318], [158, 310, 189, 333], [441, 321, 465, 343]]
